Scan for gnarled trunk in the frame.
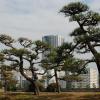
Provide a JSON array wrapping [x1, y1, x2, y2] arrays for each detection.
[[19, 56, 39, 95], [54, 69, 60, 93], [87, 42, 100, 88]]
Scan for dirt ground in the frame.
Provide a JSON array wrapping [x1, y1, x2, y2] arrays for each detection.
[[0, 92, 100, 100]]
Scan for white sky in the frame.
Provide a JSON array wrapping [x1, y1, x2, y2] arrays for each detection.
[[0, 0, 99, 42]]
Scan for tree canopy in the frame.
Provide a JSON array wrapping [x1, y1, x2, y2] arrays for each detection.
[[60, 2, 100, 77], [0, 34, 50, 95]]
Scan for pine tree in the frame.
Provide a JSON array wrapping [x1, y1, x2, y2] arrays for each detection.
[[60, 2, 100, 86], [0, 35, 50, 95]]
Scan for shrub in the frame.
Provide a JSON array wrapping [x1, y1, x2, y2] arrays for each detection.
[[46, 83, 60, 92], [7, 84, 17, 91], [27, 81, 45, 92]]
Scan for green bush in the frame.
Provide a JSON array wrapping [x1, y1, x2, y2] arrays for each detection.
[[46, 83, 60, 92], [27, 81, 45, 92], [7, 84, 17, 91]]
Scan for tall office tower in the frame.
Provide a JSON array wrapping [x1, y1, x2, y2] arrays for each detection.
[[42, 35, 64, 48], [42, 35, 64, 87], [42, 35, 64, 60]]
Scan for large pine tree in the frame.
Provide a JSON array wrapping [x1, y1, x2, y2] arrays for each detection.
[[60, 2, 100, 86]]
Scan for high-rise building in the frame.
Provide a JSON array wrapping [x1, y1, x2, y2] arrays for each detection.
[[42, 35, 64, 60], [42, 35, 64, 87], [42, 35, 64, 48]]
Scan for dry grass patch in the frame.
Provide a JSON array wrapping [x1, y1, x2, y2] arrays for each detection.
[[0, 92, 100, 100]]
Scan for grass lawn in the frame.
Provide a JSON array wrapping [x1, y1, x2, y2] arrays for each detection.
[[0, 92, 100, 100]]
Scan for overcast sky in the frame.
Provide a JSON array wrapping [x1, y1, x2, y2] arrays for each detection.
[[0, 0, 99, 42]]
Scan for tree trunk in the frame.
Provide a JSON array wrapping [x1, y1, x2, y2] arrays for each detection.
[[65, 71, 69, 89], [87, 42, 100, 88], [54, 69, 60, 93], [31, 81, 39, 95], [96, 65, 100, 88], [4, 80, 7, 93], [20, 70, 39, 95], [31, 70, 40, 95], [19, 56, 39, 95], [34, 80, 39, 95]]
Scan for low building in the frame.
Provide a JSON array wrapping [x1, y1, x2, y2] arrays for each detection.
[[59, 68, 99, 89], [13, 71, 31, 90]]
